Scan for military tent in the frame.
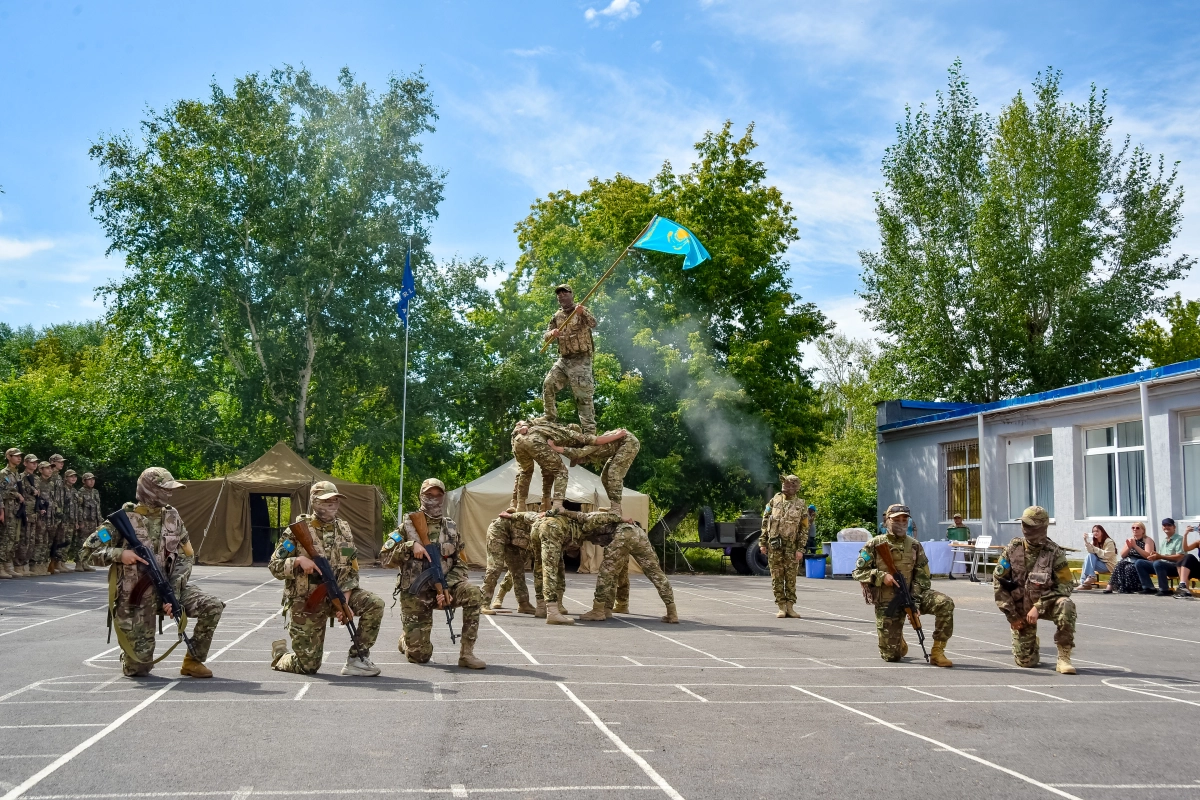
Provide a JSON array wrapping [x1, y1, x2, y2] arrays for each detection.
[[173, 442, 384, 566], [445, 457, 650, 570]]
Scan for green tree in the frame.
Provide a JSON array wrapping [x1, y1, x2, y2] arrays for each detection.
[[862, 62, 1193, 402], [90, 66, 444, 466], [1136, 293, 1200, 367]]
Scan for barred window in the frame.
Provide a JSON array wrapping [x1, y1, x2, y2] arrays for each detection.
[[944, 440, 980, 521]]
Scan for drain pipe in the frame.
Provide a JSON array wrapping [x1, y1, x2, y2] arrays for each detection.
[[1140, 380, 1159, 544]]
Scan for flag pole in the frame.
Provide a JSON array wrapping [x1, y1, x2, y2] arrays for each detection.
[[398, 320, 410, 527], [538, 216, 656, 354]]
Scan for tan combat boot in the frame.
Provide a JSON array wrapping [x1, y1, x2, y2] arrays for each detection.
[[81, 560, 95, 572], [776, 603, 788, 618], [74, 561, 87, 572], [492, 584, 508, 609], [557, 600, 569, 614], [534, 599, 547, 619], [1056, 645, 1076, 674], [604, 604, 613, 619], [929, 640, 953, 668], [784, 603, 802, 618], [271, 639, 288, 667], [546, 602, 575, 625], [0, 562, 12, 579], [480, 605, 496, 615], [580, 601, 608, 621], [517, 600, 537, 615], [180, 653, 213, 678], [458, 640, 486, 669], [900, 638, 908, 658], [613, 600, 629, 614], [661, 603, 679, 623]]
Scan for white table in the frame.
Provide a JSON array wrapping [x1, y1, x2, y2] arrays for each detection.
[[823, 542, 865, 575], [922, 540, 970, 575]]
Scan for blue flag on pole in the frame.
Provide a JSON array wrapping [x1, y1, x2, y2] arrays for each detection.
[[632, 215, 711, 269], [394, 248, 416, 328]]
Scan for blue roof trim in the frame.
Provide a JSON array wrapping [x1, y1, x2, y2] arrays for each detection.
[[899, 400, 975, 410], [878, 358, 1200, 433]]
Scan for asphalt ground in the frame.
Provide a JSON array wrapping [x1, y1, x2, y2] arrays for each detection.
[[1, 566, 1198, 800]]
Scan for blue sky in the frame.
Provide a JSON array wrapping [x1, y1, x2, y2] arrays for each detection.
[[2, 0, 1199, 361]]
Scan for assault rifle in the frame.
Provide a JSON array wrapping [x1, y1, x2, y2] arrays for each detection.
[[877, 541, 929, 663], [407, 512, 458, 644], [288, 520, 362, 648], [107, 508, 200, 660]]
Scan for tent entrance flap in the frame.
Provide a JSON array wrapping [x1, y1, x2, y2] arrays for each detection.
[[250, 494, 291, 564]]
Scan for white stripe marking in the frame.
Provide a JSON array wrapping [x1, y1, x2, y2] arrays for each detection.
[[1, 681, 178, 800], [0, 679, 47, 703], [433, 684, 444, 702], [1103, 679, 1200, 707], [483, 615, 539, 665], [613, 617, 743, 668], [1009, 685, 1070, 702], [906, 687, 953, 702], [790, 686, 1083, 800], [231, 789, 253, 800], [206, 610, 282, 661], [222, 579, 276, 604], [293, 683, 311, 701], [675, 685, 707, 702], [0, 606, 104, 637], [558, 683, 685, 800], [451, 786, 467, 798], [623, 656, 643, 666]]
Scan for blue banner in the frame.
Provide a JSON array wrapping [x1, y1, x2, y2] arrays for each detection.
[[632, 215, 711, 269], [394, 248, 416, 328]]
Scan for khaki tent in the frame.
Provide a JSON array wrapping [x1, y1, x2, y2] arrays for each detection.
[[445, 457, 650, 571], [173, 442, 384, 566]]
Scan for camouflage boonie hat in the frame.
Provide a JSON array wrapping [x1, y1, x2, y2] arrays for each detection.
[[310, 480, 343, 501], [884, 503, 911, 520], [420, 478, 446, 495], [1020, 506, 1050, 527], [64, 469, 77, 477], [141, 467, 183, 490], [82, 472, 95, 480], [5, 447, 21, 458], [554, 283, 573, 294], [49, 454, 64, 464]]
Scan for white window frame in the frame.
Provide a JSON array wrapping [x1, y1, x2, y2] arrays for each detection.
[[1083, 421, 1146, 519], [1181, 411, 1200, 519], [1006, 433, 1054, 519]]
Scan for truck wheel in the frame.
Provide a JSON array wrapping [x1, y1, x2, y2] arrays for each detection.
[[744, 534, 770, 576], [730, 546, 751, 575]]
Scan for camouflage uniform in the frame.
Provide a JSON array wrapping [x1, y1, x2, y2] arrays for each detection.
[[512, 419, 593, 509], [268, 512, 383, 675], [79, 477, 103, 558], [480, 511, 539, 610], [0, 453, 25, 575], [382, 508, 481, 664], [994, 506, 1076, 670], [595, 522, 674, 612], [529, 520, 566, 606], [761, 483, 809, 609], [534, 512, 584, 605], [30, 467, 54, 571], [559, 431, 640, 512], [543, 297, 598, 435], [48, 459, 68, 565], [81, 498, 225, 676], [852, 530, 955, 662], [63, 471, 83, 566]]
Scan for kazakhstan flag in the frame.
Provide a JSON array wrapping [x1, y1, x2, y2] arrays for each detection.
[[632, 215, 711, 270]]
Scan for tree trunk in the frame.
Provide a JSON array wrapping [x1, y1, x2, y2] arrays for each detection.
[[295, 324, 317, 455], [649, 504, 693, 546]]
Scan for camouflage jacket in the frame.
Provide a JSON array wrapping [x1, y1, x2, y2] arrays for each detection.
[[33, 475, 54, 522], [0, 465, 24, 518], [81, 502, 193, 603], [268, 514, 360, 608], [532, 513, 584, 550], [549, 304, 597, 357], [49, 473, 66, 524], [486, 512, 540, 550], [851, 533, 931, 607], [527, 419, 594, 448], [381, 512, 470, 603], [558, 509, 622, 547], [64, 486, 82, 528], [79, 486, 103, 528], [762, 492, 809, 542], [994, 537, 1072, 621]]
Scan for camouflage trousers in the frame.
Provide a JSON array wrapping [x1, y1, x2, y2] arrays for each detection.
[[531, 528, 566, 603], [399, 581, 481, 663], [28, 517, 48, 566], [115, 583, 225, 676], [0, 513, 19, 565], [537, 528, 575, 604], [543, 353, 596, 435], [481, 536, 530, 606], [49, 522, 68, 561], [1011, 597, 1076, 667], [274, 588, 384, 675], [767, 539, 801, 604], [875, 589, 955, 661], [573, 434, 640, 508], [594, 527, 673, 610], [513, 435, 566, 509]]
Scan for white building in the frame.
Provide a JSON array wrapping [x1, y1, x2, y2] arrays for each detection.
[[875, 359, 1200, 548]]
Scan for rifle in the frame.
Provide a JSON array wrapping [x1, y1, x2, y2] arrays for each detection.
[[877, 539, 929, 663], [406, 512, 458, 644], [288, 521, 362, 648], [106, 508, 201, 660]]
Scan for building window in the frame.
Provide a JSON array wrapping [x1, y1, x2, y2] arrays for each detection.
[[1084, 421, 1145, 518], [944, 440, 980, 520], [1007, 433, 1054, 519], [1184, 413, 1200, 517]]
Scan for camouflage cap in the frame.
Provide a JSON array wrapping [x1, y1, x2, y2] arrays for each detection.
[[1020, 506, 1050, 527], [782, 474, 800, 484], [420, 477, 446, 495], [24, 453, 38, 463], [554, 283, 573, 294], [5, 447, 21, 458], [310, 480, 343, 501], [82, 472, 95, 480], [49, 454, 64, 463], [140, 467, 183, 490], [884, 503, 911, 520], [37, 461, 51, 470], [64, 469, 77, 477]]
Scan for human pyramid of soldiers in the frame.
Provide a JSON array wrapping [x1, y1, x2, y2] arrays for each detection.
[[6, 284, 1080, 679]]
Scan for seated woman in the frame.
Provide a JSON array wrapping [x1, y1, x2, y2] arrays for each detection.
[[1104, 521, 1155, 594], [1078, 525, 1117, 590]]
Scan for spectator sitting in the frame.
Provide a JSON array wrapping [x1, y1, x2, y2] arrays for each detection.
[[1178, 525, 1200, 600], [946, 514, 971, 542], [1078, 525, 1117, 590], [1136, 518, 1200, 598], [1104, 521, 1155, 594]]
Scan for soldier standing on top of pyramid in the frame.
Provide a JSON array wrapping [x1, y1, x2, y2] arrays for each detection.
[[542, 284, 598, 435]]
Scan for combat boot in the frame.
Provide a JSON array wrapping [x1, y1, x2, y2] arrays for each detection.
[[929, 641, 953, 668], [1055, 645, 1076, 675], [557, 600, 569, 614], [661, 603, 679, 623], [784, 603, 801, 618], [47, 560, 60, 575], [480, 605, 496, 615], [81, 560, 95, 572], [613, 600, 629, 614], [20, 564, 32, 577], [457, 640, 486, 670], [271, 639, 288, 667], [493, 584, 509, 609], [74, 561, 87, 572], [546, 603, 575, 625], [341, 654, 381, 677], [580, 601, 608, 621], [0, 562, 12, 579], [180, 654, 213, 678], [776, 603, 787, 618], [604, 605, 613, 619], [32, 563, 48, 576], [517, 600, 537, 615], [535, 599, 547, 619]]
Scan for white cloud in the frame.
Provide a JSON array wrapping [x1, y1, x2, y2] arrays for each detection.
[[0, 236, 54, 260], [651, 40, 662, 52], [584, 0, 641, 24], [509, 46, 554, 58]]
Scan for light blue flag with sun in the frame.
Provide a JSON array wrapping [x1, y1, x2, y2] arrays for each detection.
[[632, 215, 711, 269]]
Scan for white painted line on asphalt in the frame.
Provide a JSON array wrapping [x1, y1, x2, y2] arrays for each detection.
[[1009, 685, 1070, 702], [0, 724, 105, 729], [451, 786, 467, 798], [790, 686, 1084, 800], [953, 604, 1200, 646], [906, 687, 953, 701], [0, 606, 105, 637], [612, 617, 744, 668], [558, 683, 685, 800], [293, 683, 311, 701], [1102, 678, 1200, 707], [483, 615, 540, 665], [1051, 784, 1200, 789], [2, 681, 178, 800], [0, 679, 49, 703], [0, 587, 106, 610], [206, 610, 282, 661], [222, 579, 276, 605], [86, 675, 124, 694], [18, 787, 662, 797], [433, 684, 444, 702], [623, 656, 643, 666], [675, 685, 707, 702], [231, 788, 253, 800]]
